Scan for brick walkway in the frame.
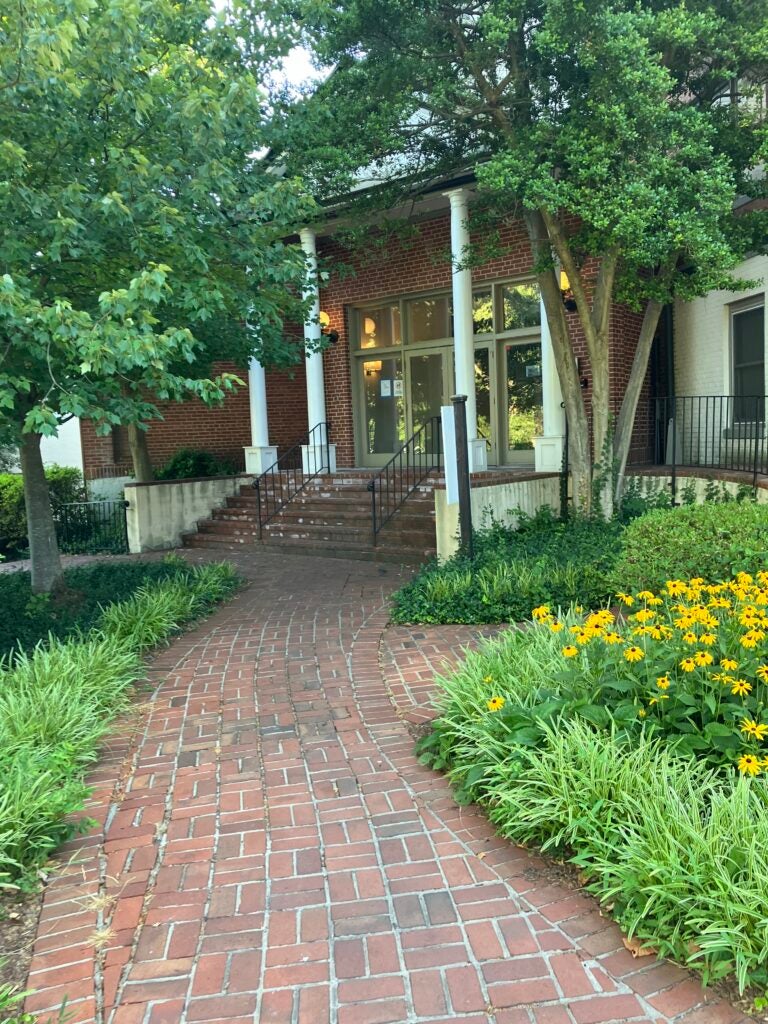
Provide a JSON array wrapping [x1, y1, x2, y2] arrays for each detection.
[[25, 551, 748, 1024]]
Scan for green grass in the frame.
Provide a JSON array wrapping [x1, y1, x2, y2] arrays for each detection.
[[0, 559, 240, 888]]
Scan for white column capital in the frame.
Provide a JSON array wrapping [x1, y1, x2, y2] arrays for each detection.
[[443, 186, 470, 209], [299, 227, 317, 253]]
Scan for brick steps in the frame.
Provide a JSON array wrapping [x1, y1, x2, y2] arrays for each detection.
[[182, 470, 438, 563]]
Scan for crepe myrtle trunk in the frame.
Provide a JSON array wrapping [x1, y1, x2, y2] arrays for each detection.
[[128, 422, 154, 482], [19, 431, 63, 593]]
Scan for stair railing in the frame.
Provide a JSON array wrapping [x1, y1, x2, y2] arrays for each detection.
[[367, 416, 442, 545], [252, 422, 331, 538]]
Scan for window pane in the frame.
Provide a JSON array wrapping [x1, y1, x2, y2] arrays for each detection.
[[473, 290, 493, 334], [363, 357, 405, 453], [475, 347, 491, 440], [733, 306, 764, 389], [501, 283, 541, 331], [407, 296, 450, 343], [358, 304, 401, 349]]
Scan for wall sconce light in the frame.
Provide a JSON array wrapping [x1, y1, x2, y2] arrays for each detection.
[[560, 270, 577, 312], [365, 360, 383, 376], [319, 310, 339, 345]]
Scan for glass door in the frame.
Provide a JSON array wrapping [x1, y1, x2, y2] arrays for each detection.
[[406, 351, 450, 456], [503, 340, 543, 466], [474, 343, 497, 465], [360, 356, 406, 465]]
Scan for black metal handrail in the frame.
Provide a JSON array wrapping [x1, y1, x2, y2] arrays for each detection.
[[367, 416, 442, 545], [652, 395, 767, 496], [252, 422, 331, 537]]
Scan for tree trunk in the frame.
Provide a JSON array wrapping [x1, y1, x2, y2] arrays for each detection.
[[128, 423, 154, 482], [19, 431, 63, 594], [613, 299, 664, 502], [590, 338, 613, 518]]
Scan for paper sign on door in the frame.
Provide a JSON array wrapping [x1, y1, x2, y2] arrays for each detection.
[[380, 379, 391, 397]]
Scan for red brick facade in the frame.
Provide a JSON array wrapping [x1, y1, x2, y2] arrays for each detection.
[[79, 207, 650, 477]]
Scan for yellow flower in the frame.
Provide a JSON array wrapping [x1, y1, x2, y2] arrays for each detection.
[[633, 608, 655, 623], [721, 658, 738, 672], [666, 580, 687, 597], [575, 630, 592, 646], [616, 592, 634, 606], [656, 675, 670, 690], [487, 696, 506, 712], [649, 695, 669, 705], [737, 753, 762, 776], [689, 577, 705, 587], [603, 632, 624, 645], [741, 718, 768, 741], [694, 650, 714, 667], [637, 590, 656, 602], [757, 664, 768, 683], [731, 679, 752, 698], [682, 631, 698, 645], [549, 621, 564, 633], [624, 646, 644, 663], [532, 605, 551, 622], [562, 645, 579, 658], [575, 605, 584, 613], [638, 708, 647, 718], [647, 596, 664, 606], [699, 633, 717, 646], [482, 675, 494, 684], [740, 631, 762, 649], [680, 657, 696, 673]]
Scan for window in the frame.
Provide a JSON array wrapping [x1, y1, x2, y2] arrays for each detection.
[[357, 303, 401, 349], [406, 295, 451, 343], [500, 283, 541, 331], [732, 302, 765, 420], [472, 289, 493, 334]]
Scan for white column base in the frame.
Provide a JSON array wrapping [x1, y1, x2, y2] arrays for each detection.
[[301, 443, 336, 475], [469, 439, 488, 473], [533, 435, 565, 473], [244, 445, 278, 475]]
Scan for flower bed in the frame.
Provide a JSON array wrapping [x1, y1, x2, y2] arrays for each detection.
[[419, 574, 768, 992]]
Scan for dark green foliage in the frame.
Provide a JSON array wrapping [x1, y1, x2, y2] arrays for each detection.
[[392, 507, 623, 624], [156, 448, 237, 481], [0, 467, 86, 557], [0, 560, 188, 658], [613, 501, 768, 594]]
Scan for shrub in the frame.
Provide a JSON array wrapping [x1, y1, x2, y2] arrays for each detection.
[[156, 448, 236, 480], [0, 560, 240, 885], [612, 501, 768, 594], [0, 466, 86, 557], [391, 508, 623, 624]]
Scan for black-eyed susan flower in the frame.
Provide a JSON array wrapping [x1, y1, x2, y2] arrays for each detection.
[[680, 657, 696, 673], [487, 696, 505, 712], [731, 679, 752, 698], [738, 753, 762, 776], [699, 633, 717, 646], [694, 650, 714, 667], [666, 580, 687, 597], [603, 632, 624, 645], [549, 622, 564, 633], [624, 646, 644, 663], [682, 631, 698, 645], [649, 695, 669, 705], [637, 590, 655, 602], [562, 645, 579, 658], [656, 675, 670, 690], [757, 664, 768, 683], [482, 675, 494, 684], [532, 605, 551, 622], [616, 592, 634, 606], [741, 718, 768, 740], [721, 658, 739, 672]]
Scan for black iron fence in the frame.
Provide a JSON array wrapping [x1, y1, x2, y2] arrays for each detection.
[[54, 499, 129, 554], [368, 415, 442, 544], [252, 422, 331, 537], [652, 395, 767, 489]]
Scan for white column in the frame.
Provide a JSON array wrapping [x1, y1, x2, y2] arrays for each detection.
[[533, 295, 566, 472], [243, 357, 277, 475], [299, 228, 335, 473], [444, 188, 487, 471]]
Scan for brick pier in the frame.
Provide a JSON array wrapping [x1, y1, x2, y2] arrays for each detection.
[[25, 551, 748, 1024]]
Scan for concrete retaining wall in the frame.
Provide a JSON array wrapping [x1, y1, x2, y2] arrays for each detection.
[[125, 475, 251, 553], [626, 471, 768, 504], [435, 474, 561, 561]]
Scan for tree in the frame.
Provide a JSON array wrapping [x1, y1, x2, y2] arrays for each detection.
[[278, 0, 767, 510], [0, 0, 314, 591]]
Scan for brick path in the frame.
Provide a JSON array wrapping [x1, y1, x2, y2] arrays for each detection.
[[25, 551, 748, 1024]]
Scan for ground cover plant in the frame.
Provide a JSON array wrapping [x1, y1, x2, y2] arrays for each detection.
[[0, 558, 240, 888], [419, 573, 768, 991], [0, 560, 201, 659], [391, 507, 625, 625]]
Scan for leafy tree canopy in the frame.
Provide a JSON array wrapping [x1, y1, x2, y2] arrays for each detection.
[[0, 0, 314, 444]]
